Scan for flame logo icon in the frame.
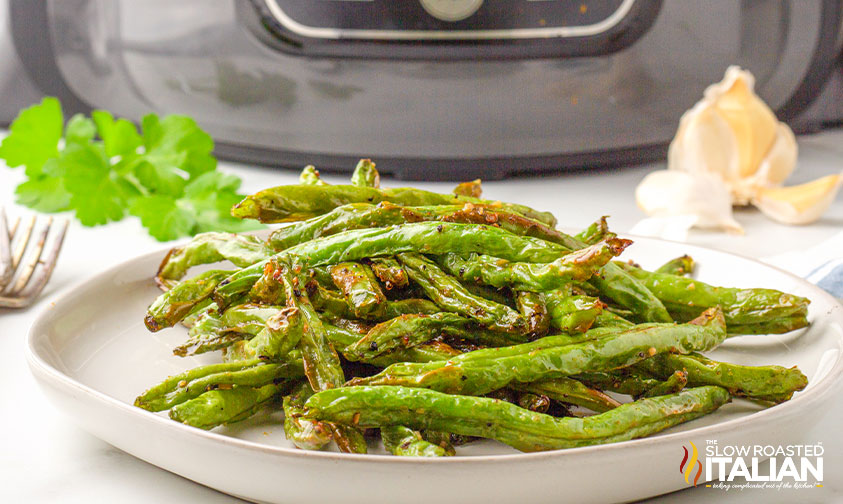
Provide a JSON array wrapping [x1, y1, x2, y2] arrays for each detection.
[[679, 441, 703, 487]]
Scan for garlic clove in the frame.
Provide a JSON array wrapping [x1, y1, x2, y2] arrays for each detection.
[[755, 122, 798, 186], [709, 67, 778, 179], [635, 170, 744, 233], [668, 103, 740, 188], [732, 123, 798, 204], [752, 173, 843, 225]]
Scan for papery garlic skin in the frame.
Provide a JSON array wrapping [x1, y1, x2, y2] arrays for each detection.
[[667, 66, 797, 205], [635, 170, 743, 233]]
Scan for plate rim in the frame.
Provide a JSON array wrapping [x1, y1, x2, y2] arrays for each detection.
[[25, 234, 843, 465]]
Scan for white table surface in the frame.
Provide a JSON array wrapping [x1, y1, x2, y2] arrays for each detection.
[[2, 130, 841, 503]]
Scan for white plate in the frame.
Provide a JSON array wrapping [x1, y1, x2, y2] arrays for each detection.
[[26, 237, 843, 504]]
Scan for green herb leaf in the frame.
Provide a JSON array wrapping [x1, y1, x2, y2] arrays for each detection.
[[134, 159, 187, 196], [130, 195, 196, 242], [14, 172, 72, 213], [141, 114, 216, 179], [59, 143, 128, 226], [0, 97, 63, 177], [92, 110, 142, 157], [65, 114, 97, 146], [181, 172, 264, 234]]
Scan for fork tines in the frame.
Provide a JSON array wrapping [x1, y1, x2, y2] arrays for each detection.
[[0, 208, 68, 308]]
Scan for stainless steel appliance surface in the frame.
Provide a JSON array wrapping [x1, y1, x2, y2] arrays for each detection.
[[4, 0, 843, 179]]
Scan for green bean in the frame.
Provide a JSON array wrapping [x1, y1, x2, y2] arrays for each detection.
[[515, 291, 550, 338], [437, 238, 630, 292], [286, 222, 568, 265], [252, 263, 438, 323], [266, 203, 420, 251], [135, 361, 301, 412], [304, 385, 731, 452], [421, 430, 476, 448], [277, 258, 367, 452], [248, 266, 286, 305], [177, 311, 233, 357], [382, 298, 441, 318], [655, 255, 695, 276], [180, 298, 216, 328], [137, 168, 815, 456], [283, 381, 332, 450], [514, 377, 621, 413], [217, 222, 571, 308], [453, 179, 482, 198], [593, 310, 635, 329], [350, 159, 380, 188], [346, 313, 458, 360], [615, 262, 810, 333], [462, 282, 514, 307], [549, 220, 672, 324], [176, 303, 284, 357], [346, 313, 524, 361], [398, 252, 528, 334], [267, 202, 580, 252], [349, 308, 727, 395], [381, 425, 454, 457], [189, 304, 303, 362], [330, 262, 388, 319], [574, 216, 614, 246], [299, 165, 328, 185], [271, 259, 344, 391], [575, 370, 665, 398], [136, 359, 261, 408], [724, 316, 812, 336], [170, 382, 284, 430], [145, 270, 235, 332], [447, 329, 616, 364], [156, 232, 271, 284], [231, 184, 557, 227], [329, 422, 369, 454], [214, 312, 457, 368], [516, 391, 551, 414], [366, 257, 409, 289], [250, 307, 305, 361], [542, 290, 605, 333], [636, 353, 808, 403], [589, 263, 673, 323], [276, 278, 440, 322], [641, 370, 688, 398]]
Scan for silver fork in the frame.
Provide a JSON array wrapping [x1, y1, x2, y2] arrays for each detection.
[[0, 207, 69, 308]]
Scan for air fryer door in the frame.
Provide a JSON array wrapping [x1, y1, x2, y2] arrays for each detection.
[[9, 0, 843, 179]]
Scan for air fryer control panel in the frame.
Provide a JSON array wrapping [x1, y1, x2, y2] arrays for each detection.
[[251, 0, 660, 59]]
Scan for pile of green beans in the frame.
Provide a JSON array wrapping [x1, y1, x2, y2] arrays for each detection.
[[136, 160, 810, 456]]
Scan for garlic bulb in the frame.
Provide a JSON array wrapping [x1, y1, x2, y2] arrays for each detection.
[[636, 66, 840, 232], [667, 66, 797, 205], [635, 170, 743, 233]]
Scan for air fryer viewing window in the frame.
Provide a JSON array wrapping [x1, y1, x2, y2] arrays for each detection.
[[263, 0, 630, 37], [252, 0, 662, 59]]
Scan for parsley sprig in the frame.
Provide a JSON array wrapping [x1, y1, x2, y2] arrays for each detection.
[[0, 97, 263, 241]]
